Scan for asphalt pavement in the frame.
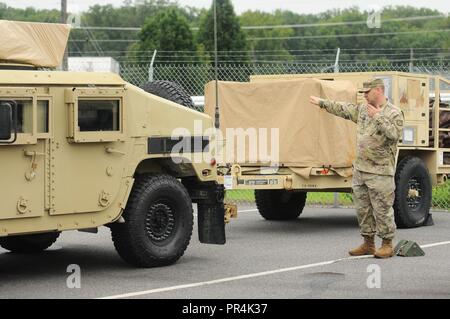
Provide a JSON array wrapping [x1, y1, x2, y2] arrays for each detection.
[[1, 206, 450, 299]]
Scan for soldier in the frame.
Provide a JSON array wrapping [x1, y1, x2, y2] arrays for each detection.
[[309, 78, 404, 258]]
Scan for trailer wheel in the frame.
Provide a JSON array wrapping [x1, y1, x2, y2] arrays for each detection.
[[255, 190, 307, 220], [111, 174, 193, 268], [394, 156, 432, 228], [0, 232, 60, 253], [142, 80, 195, 109]]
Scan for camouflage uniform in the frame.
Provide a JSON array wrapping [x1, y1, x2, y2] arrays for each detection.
[[318, 97, 404, 239]]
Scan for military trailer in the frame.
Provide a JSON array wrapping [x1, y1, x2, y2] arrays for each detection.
[[0, 20, 225, 268], [208, 72, 450, 229]]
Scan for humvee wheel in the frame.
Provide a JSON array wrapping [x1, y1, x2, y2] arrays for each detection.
[[142, 80, 195, 109], [255, 190, 307, 220], [394, 156, 432, 228], [0, 232, 60, 253], [111, 174, 193, 268]]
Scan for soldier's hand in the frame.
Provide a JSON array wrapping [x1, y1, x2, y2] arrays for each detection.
[[309, 96, 321, 106], [367, 104, 381, 118]]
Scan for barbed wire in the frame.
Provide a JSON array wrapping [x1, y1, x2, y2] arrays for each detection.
[[117, 58, 450, 64], [68, 47, 450, 54], [69, 29, 450, 43], [249, 29, 450, 41], [73, 50, 448, 58], [111, 51, 450, 63]]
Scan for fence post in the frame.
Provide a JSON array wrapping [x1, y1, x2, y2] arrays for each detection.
[[333, 192, 340, 208], [148, 50, 157, 82], [334, 47, 340, 73], [409, 48, 414, 73]]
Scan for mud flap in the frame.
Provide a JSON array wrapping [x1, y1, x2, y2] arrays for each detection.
[[198, 201, 226, 245], [192, 184, 226, 245]]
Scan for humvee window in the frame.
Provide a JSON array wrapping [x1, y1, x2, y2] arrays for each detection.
[[1, 99, 33, 134], [37, 100, 49, 133], [78, 100, 120, 132]]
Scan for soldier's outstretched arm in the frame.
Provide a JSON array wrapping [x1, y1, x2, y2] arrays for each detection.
[[373, 111, 404, 141], [309, 96, 360, 123]]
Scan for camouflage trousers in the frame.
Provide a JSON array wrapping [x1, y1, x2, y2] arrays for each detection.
[[352, 169, 396, 240]]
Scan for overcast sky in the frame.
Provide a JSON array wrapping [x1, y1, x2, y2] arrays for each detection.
[[0, 0, 448, 14]]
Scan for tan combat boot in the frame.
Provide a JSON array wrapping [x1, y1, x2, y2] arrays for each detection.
[[348, 236, 375, 256], [374, 239, 395, 259]]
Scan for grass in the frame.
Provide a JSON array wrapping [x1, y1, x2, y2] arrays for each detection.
[[225, 190, 353, 206], [225, 180, 450, 210], [432, 181, 450, 210]]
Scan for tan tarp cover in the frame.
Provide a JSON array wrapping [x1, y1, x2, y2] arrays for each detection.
[[205, 79, 358, 178], [0, 20, 71, 68]]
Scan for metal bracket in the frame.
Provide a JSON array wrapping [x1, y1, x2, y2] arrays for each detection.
[[105, 147, 126, 155], [231, 164, 242, 177], [284, 176, 293, 190], [24, 150, 45, 181], [98, 190, 111, 207], [17, 197, 29, 214]]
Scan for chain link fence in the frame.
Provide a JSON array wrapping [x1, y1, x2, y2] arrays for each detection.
[[121, 61, 450, 99], [120, 62, 450, 211]]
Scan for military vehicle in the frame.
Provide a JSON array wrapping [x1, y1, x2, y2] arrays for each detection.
[[0, 20, 225, 268], [211, 72, 450, 228]]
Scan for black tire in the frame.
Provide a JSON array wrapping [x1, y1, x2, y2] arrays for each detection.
[[111, 174, 193, 268], [142, 80, 195, 109], [0, 232, 60, 253], [394, 156, 432, 228], [255, 190, 307, 220]]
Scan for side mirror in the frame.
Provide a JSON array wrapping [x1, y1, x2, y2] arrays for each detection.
[[0, 101, 17, 143]]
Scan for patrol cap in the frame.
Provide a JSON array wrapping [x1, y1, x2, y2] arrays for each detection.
[[359, 78, 385, 93]]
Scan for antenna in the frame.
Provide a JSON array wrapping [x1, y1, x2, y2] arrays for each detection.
[[214, 0, 220, 129], [61, 0, 68, 70]]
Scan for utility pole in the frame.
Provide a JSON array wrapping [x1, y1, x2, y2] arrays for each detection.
[[61, 0, 69, 71]]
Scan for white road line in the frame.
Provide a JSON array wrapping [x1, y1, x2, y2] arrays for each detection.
[[238, 209, 258, 213], [420, 240, 450, 248], [99, 240, 450, 299], [98, 255, 371, 299]]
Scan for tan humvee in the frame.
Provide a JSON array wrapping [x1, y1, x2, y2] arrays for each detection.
[[215, 72, 450, 228], [0, 21, 225, 268]]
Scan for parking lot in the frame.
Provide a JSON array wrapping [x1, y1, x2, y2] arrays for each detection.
[[0, 206, 449, 299]]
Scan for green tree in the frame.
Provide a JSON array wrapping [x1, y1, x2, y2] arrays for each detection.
[[197, 0, 248, 63], [240, 10, 295, 63], [1, 2, 448, 65], [70, 0, 178, 59], [128, 7, 197, 64], [0, 2, 59, 22]]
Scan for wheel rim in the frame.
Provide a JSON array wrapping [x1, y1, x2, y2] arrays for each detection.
[[145, 202, 176, 242], [406, 176, 423, 210]]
